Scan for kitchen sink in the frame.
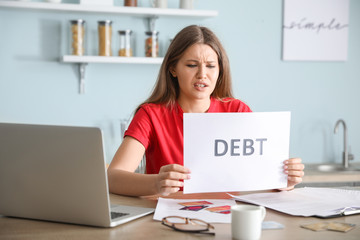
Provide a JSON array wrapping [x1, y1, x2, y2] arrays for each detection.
[[306, 163, 360, 172]]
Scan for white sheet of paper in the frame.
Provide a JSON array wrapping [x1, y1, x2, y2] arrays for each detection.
[[153, 198, 236, 223], [183, 112, 290, 194], [229, 187, 360, 217]]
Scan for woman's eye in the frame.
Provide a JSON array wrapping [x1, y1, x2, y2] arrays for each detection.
[[186, 64, 197, 68], [207, 65, 216, 68]]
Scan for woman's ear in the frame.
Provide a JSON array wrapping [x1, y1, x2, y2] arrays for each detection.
[[169, 68, 177, 77]]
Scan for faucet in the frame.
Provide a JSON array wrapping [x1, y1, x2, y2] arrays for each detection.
[[334, 119, 354, 168]]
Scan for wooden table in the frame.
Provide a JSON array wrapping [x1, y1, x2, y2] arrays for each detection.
[[1, 191, 359, 240]]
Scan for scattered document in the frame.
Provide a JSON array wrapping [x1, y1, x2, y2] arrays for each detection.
[[183, 112, 291, 193], [229, 187, 360, 218], [153, 198, 237, 223]]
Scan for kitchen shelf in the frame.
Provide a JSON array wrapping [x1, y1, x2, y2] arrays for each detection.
[[62, 56, 164, 94], [0, 1, 218, 18], [1, 1, 218, 94], [62, 55, 163, 64]]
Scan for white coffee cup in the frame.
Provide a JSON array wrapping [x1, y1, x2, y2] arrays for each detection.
[[151, 0, 167, 8], [179, 0, 194, 9], [231, 205, 266, 240]]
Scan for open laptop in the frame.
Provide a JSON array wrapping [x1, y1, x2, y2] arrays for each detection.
[[0, 122, 154, 227]]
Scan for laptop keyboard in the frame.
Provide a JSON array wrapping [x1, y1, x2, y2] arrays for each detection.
[[111, 211, 129, 219]]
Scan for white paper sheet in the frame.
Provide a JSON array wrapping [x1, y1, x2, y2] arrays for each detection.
[[229, 187, 360, 217], [183, 112, 290, 194], [153, 198, 237, 223]]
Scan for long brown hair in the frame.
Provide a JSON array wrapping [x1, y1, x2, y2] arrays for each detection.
[[136, 25, 234, 112]]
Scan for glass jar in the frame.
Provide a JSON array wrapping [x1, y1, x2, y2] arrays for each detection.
[[145, 31, 159, 57], [118, 30, 133, 57], [70, 19, 85, 56], [98, 20, 113, 56], [124, 0, 137, 7]]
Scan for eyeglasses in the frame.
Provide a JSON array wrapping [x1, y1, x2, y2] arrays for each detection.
[[161, 216, 215, 235]]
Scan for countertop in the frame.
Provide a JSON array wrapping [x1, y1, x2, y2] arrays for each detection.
[[301, 162, 360, 187]]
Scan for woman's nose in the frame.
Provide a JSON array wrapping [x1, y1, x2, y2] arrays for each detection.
[[197, 65, 206, 79]]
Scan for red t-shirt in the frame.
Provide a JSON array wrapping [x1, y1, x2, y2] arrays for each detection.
[[124, 97, 252, 174]]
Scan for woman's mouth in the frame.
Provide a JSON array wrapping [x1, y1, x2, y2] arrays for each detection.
[[194, 83, 206, 88], [194, 81, 208, 89]]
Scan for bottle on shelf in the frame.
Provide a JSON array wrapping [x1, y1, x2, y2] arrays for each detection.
[[145, 31, 159, 57], [98, 20, 113, 56], [70, 19, 86, 56], [118, 30, 133, 57], [124, 0, 137, 7]]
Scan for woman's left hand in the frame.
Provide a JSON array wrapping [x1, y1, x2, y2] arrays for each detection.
[[280, 158, 305, 191]]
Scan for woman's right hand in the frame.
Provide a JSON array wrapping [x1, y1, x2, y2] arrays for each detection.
[[156, 164, 191, 196]]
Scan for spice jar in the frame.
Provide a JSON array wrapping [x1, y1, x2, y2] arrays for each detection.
[[118, 30, 133, 57], [145, 31, 159, 57], [98, 20, 113, 56], [124, 0, 137, 7], [70, 19, 85, 56]]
